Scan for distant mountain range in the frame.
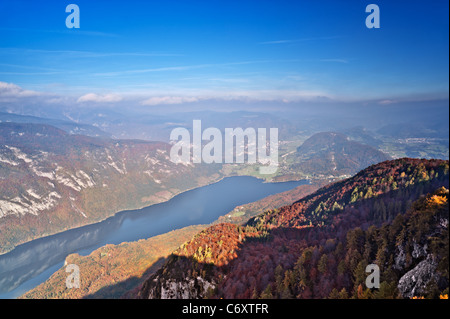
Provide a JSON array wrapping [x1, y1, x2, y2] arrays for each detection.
[[377, 122, 450, 139], [292, 132, 391, 178], [0, 112, 110, 138]]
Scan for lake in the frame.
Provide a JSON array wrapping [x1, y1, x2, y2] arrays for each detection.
[[0, 176, 308, 298]]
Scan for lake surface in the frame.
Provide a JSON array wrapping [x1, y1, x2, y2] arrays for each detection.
[[0, 176, 308, 298]]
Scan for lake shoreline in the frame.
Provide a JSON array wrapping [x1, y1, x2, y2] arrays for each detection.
[[0, 176, 310, 298], [0, 170, 312, 257]]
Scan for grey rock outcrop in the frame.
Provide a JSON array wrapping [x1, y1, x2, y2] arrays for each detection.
[[143, 275, 216, 299], [397, 256, 438, 298]]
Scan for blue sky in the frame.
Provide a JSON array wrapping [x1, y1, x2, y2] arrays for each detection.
[[0, 0, 448, 107]]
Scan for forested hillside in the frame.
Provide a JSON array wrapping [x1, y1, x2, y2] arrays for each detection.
[[137, 158, 449, 299]]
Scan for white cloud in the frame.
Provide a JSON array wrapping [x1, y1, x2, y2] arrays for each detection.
[[138, 89, 332, 106], [319, 58, 349, 64], [378, 99, 398, 105], [77, 93, 123, 103], [259, 36, 342, 45], [0, 81, 41, 97], [140, 96, 200, 105]]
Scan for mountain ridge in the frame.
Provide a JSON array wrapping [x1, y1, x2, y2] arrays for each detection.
[[293, 131, 391, 178]]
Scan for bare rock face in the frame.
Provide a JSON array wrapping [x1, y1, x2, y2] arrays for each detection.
[[394, 239, 428, 272], [394, 244, 407, 271], [397, 257, 438, 298], [142, 275, 216, 299], [411, 241, 428, 259]]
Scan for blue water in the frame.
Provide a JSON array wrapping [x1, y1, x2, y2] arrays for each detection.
[[0, 176, 307, 298]]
